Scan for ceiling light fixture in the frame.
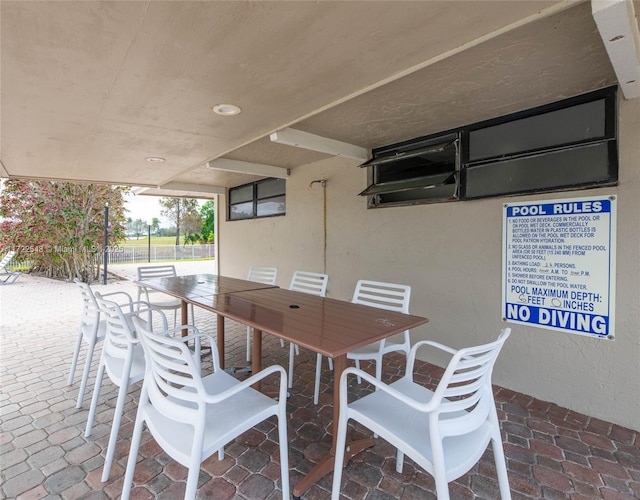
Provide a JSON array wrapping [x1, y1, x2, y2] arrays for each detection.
[[212, 104, 241, 116], [145, 157, 165, 163]]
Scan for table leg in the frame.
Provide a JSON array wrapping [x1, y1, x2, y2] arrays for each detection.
[[181, 301, 188, 336], [181, 301, 188, 325], [252, 328, 262, 391], [292, 355, 374, 498], [217, 314, 225, 370]]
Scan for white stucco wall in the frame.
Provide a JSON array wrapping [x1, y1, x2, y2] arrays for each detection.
[[219, 97, 640, 431]]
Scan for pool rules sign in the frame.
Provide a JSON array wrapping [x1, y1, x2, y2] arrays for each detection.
[[503, 195, 616, 339]]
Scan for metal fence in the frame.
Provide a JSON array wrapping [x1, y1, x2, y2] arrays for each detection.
[[108, 244, 215, 264], [10, 244, 215, 269]]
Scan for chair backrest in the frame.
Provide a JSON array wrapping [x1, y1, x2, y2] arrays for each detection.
[[247, 266, 278, 285], [0, 251, 16, 272], [95, 292, 138, 361], [289, 271, 329, 297], [133, 316, 205, 423], [351, 280, 411, 314], [74, 279, 101, 336], [137, 265, 178, 281], [429, 328, 511, 438]]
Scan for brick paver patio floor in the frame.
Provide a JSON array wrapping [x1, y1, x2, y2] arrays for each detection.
[[1, 262, 638, 499]]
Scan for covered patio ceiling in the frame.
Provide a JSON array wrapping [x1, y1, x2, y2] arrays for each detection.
[[1, 1, 638, 199]]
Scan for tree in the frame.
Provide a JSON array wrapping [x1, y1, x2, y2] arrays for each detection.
[[151, 217, 160, 235], [159, 197, 200, 245], [200, 200, 215, 243], [182, 211, 203, 245], [183, 233, 203, 245], [127, 218, 147, 239], [0, 180, 128, 282]]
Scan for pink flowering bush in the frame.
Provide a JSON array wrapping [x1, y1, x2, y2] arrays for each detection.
[[0, 180, 127, 282]]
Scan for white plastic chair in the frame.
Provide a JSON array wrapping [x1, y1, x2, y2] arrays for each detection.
[[67, 279, 136, 408], [331, 328, 512, 500], [84, 293, 167, 483], [122, 317, 290, 500], [315, 280, 412, 394], [0, 250, 22, 285], [286, 271, 330, 396], [0, 250, 16, 272], [137, 265, 194, 326], [245, 266, 278, 361], [348, 280, 412, 383]]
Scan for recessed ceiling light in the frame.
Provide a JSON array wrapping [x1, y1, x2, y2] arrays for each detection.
[[145, 157, 165, 163], [212, 104, 241, 116]]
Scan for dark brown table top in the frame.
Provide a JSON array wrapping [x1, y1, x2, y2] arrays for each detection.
[[190, 287, 429, 358], [136, 273, 277, 300]]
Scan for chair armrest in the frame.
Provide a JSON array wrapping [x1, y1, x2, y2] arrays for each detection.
[[167, 330, 222, 372], [161, 325, 203, 340], [100, 291, 134, 310], [136, 283, 151, 302], [201, 365, 288, 405], [404, 340, 459, 377], [413, 340, 459, 355], [131, 300, 154, 311], [340, 366, 440, 413], [134, 305, 169, 332]]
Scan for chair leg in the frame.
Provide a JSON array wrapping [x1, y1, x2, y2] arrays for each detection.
[[288, 343, 295, 389], [85, 362, 105, 437], [246, 327, 252, 361], [75, 339, 97, 408], [396, 450, 404, 473], [68, 331, 83, 385], [432, 442, 450, 500], [314, 353, 322, 405], [330, 414, 350, 500], [185, 446, 203, 500], [121, 404, 146, 500], [492, 435, 512, 499], [101, 380, 130, 482], [374, 355, 383, 381], [277, 405, 290, 499], [355, 360, 362, 384]]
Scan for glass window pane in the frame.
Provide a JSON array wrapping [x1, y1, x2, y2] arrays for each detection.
[[257, 195, 286, 216], [469, 99, 607, 161], [257, 178, 285, 199], [229, 201, 254, 220], [360, 172, 455, 196], [463, 142, 614, 199], [377, 183, 457, 205], [230, 185, 253, 204], [375, 142, 456, 184]]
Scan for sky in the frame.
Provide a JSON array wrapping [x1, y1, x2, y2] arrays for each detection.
[[125, 194, 210, 227], [125, 194, 168, 225]]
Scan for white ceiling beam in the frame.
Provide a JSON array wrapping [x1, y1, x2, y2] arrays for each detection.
[[206, 158, 289, 179], [159, 182, 226, 195], [592, 0, 640, 99], [270, 128, 369, 161]]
